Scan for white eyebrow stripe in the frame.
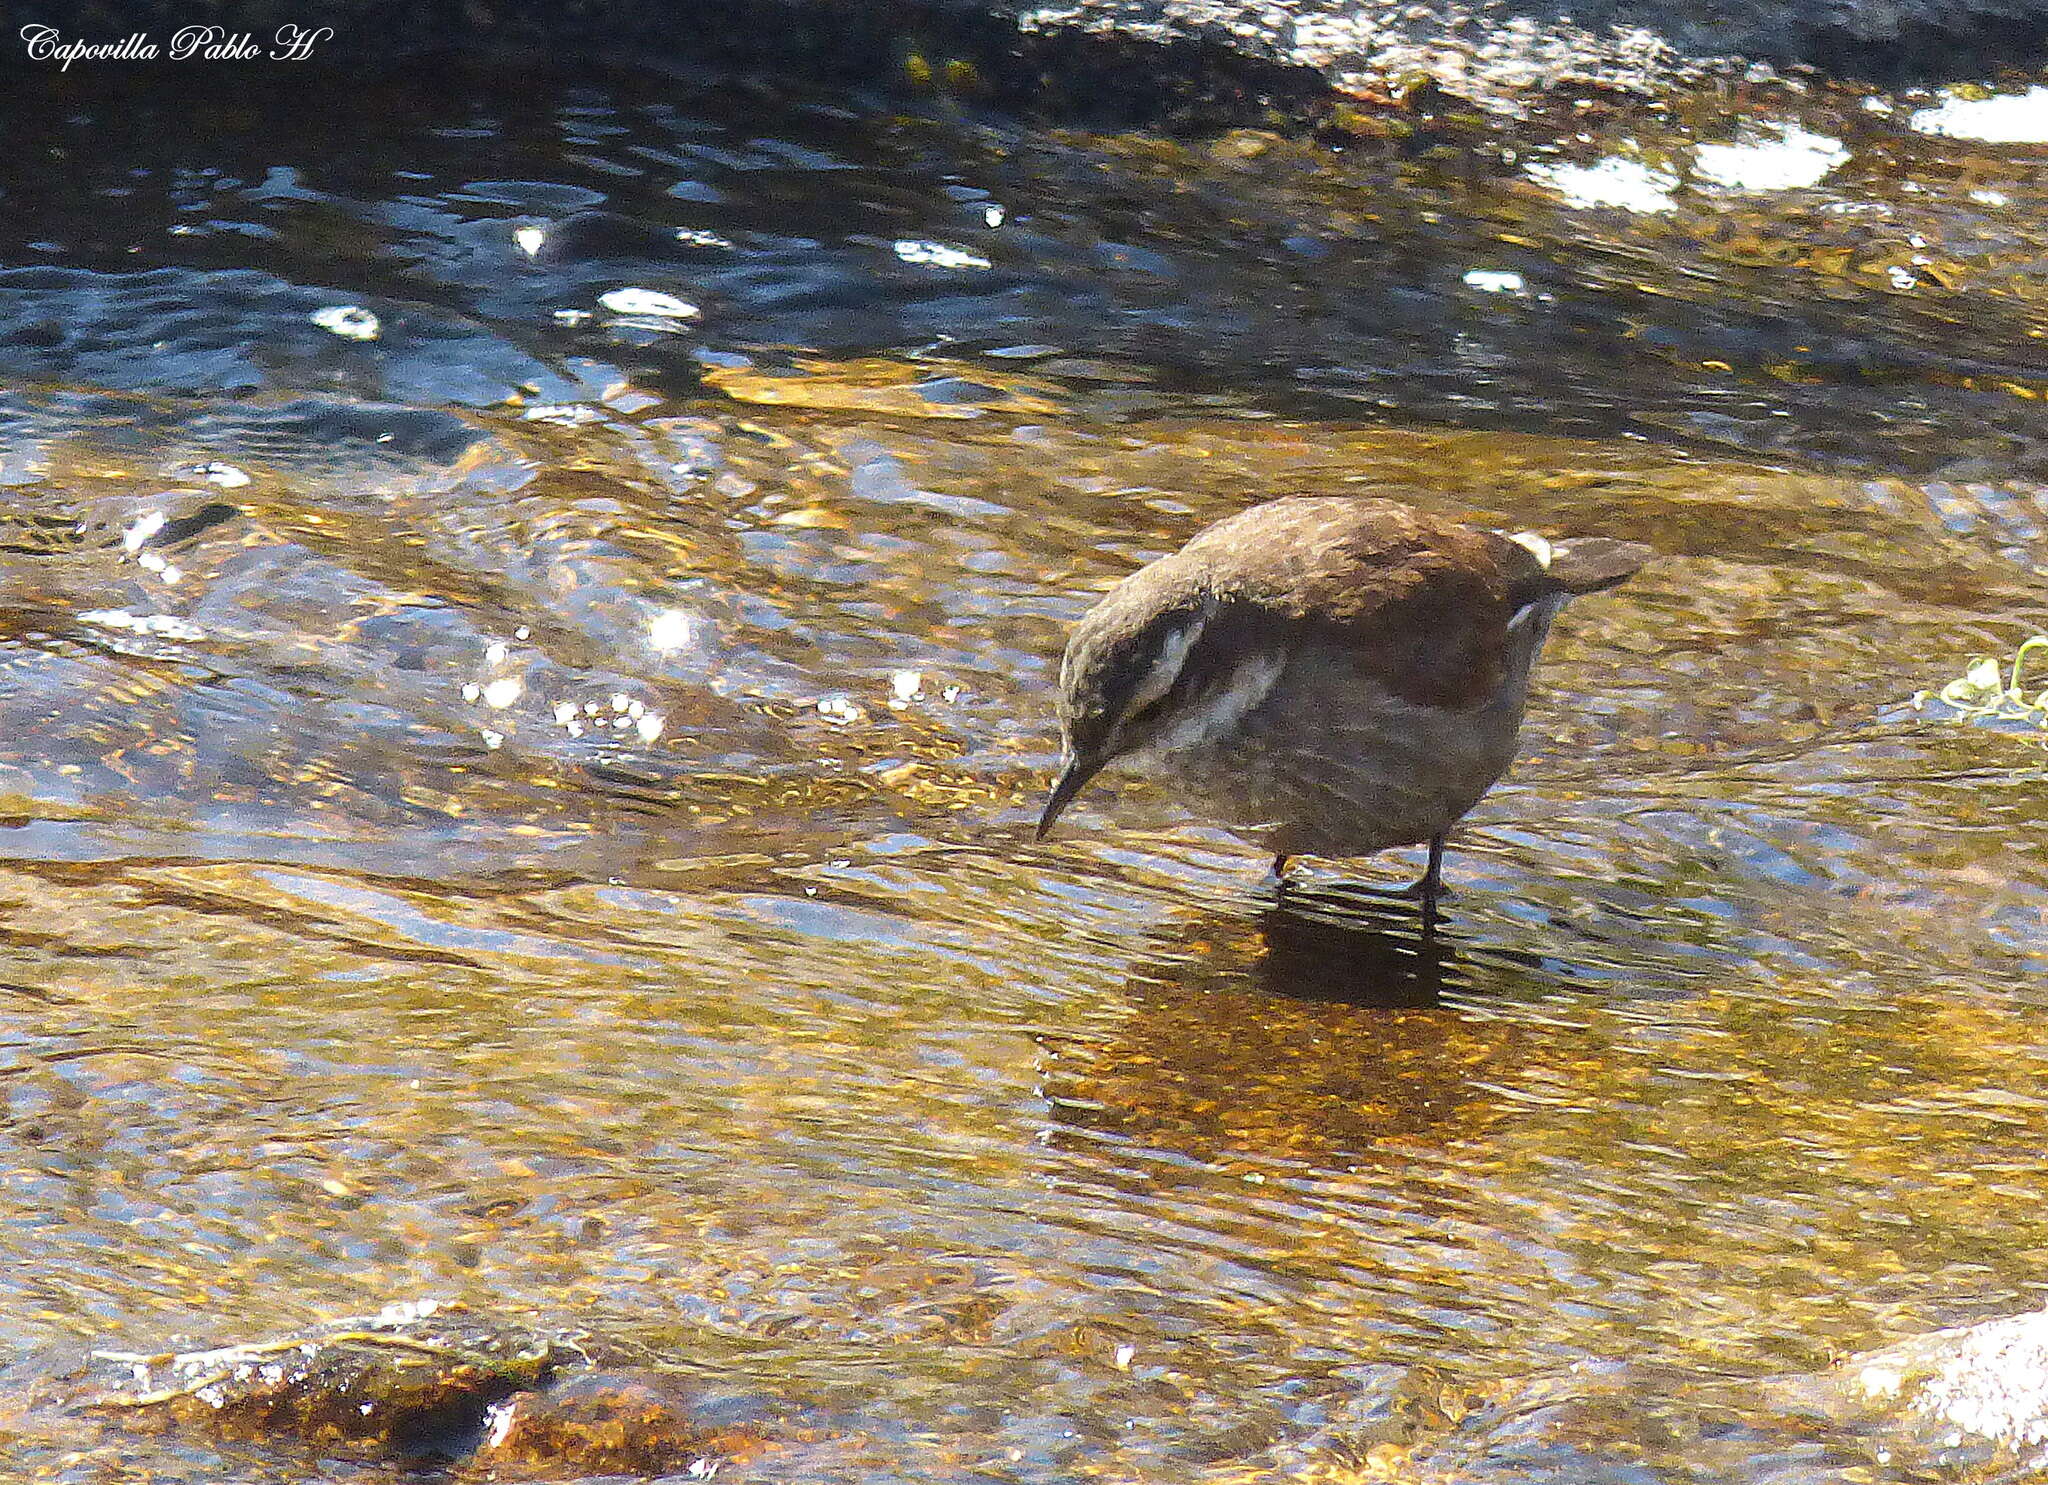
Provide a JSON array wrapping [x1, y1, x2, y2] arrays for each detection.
[[1121, 611, 1206, 722], [1507, 530, 1554, 567]]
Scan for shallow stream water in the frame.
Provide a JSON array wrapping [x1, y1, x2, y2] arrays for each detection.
[[2, 57, 2047, 1483]]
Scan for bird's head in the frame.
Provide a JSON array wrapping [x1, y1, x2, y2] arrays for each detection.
[[1037, 582, 1216, 840]]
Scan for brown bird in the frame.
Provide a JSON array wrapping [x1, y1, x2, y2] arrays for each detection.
[[1036, 496, 1650, 922]]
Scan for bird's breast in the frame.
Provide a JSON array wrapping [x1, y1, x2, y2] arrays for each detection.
[[1137, 635, 1542, 858]]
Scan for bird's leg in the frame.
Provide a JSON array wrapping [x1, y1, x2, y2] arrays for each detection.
[[1269, 853, 1292, 901], [1410, 834, 1447, 937], [1419, 834, 1446, 900], [1398, 833, 1450, 910]]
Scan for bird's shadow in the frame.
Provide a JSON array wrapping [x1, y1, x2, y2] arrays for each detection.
[[1031, 881, 1568, 1174], [1255, 877, 1458, 1007]]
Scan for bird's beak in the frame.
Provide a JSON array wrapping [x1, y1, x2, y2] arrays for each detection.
[[1035, 751, 1104, 841]]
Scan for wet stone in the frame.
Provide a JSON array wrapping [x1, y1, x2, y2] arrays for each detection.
[[80, 1308, 564, 1460], [915, 376, 1011, 404], [475, 1369, 775, 1479], [1770, 1306, 2048, 1476]]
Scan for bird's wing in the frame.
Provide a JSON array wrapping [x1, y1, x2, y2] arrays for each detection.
[[1183, 498, 1530, 711], [1177, 497, 1651, 711]]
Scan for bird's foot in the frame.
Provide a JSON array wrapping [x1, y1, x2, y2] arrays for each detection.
[[1402, 874, 1450, 938], [1404, 834, 1452, 934]]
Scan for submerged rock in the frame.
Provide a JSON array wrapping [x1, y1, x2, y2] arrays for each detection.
[[1775, 1306, 2048, 1475], [1277, 1317, 2048, 1483], [79, 1304, 564, 1458], [73, 1307, 795, 1479], [475, 1369, 776, 1479]]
